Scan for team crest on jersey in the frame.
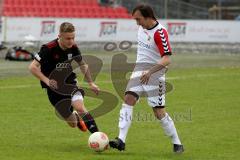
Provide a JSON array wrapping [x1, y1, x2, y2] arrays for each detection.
[[68, 53, 72, 60], [144, 30, 151, 41], [54, 54, 59, 59], [147, 35, 151, 41]]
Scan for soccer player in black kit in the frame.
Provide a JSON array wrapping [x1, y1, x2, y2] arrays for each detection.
[[29, 22, 100, 133]]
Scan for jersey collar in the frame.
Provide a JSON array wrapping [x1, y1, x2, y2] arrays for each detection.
[[147, 21, 159, 30]]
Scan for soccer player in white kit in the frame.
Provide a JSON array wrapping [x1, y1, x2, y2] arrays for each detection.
[[109, 4, 184, 153]]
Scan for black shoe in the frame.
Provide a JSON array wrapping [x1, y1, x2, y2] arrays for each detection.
[[173, 144, 184, 153], [109, 137, 125, 151]]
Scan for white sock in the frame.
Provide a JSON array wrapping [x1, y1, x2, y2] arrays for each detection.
[[118, 103, 133, 143], [160, 113, 181, 145]]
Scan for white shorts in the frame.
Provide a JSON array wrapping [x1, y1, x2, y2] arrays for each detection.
[[71, 91, 83, 102], [125, 68, 166, 107], [71, 78, 84, 102]]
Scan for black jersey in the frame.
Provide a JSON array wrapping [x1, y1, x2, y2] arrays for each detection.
[[34, 39, 82, 88]]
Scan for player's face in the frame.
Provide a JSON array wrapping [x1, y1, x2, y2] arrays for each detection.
[[58, 32, 75, 49], [133, 10, 148, 29]]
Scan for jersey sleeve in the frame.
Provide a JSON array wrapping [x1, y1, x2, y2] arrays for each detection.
[[154, 28, 172, 57], [34, 45, 49, 64]]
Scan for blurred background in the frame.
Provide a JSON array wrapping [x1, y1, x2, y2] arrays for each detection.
[[0, 0, 239, 76], [0, 0, 239, 58]]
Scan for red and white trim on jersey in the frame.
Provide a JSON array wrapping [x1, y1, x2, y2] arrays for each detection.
[[154, 28, 172, 57], [46, 39, 58, 49], [136, 21, 172, 64]]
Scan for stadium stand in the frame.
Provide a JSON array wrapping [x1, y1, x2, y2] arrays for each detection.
[[2, 0, 132, 18], [120, 0, 240, 20]]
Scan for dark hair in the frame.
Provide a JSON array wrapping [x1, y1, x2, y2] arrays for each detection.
[[132, 4, 157, 20]]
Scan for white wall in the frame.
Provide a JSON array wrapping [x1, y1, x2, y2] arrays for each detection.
[[0, 17, 3, 42], [2, 17, 240, 43], [164, 20, 240, 43]]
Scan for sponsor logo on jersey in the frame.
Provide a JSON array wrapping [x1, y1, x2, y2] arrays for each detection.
[[68, 53, 72, 60], [56, 63, 71, 70], [144, 30, 151, 41], [138, 40, 151, 49]]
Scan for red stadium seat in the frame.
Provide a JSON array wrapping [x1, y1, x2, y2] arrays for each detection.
[[2, 0, 131, 18]]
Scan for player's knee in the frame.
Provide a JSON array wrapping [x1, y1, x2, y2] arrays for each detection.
[[155, 113, 165, 120], [153, 107, 166, 120], [72, 100, 86, 113], [124, 94, 137, 106]]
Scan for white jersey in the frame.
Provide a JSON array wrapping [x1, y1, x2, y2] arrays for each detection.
[[126, 22, 171, 107], [136, 21, 172, 64]]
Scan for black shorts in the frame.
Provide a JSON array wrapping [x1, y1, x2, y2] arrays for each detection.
[[46, 88, 85, 119]]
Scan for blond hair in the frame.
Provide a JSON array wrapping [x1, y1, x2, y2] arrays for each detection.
[[59, 22, 75, 33]]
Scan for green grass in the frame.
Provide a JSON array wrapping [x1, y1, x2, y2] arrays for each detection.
[[0, 52, 240, 160]]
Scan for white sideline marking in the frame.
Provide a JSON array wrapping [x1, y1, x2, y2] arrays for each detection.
[[167, 73, 240, 80], [0, 73, 239, 89], [0, 84, 38, 89]]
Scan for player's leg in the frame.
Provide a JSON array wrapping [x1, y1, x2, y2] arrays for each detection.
[[110, 69, 143, 151], [109, 92, 138, 151], [64, 110, 86, 130], [152, 107, 184, 153], [71, 90, 99, 133], [47, 88, 87, 131], [110, 75, 142, 150], [118, 91, 139, 141], [146, 75, 184, 153], [47, 88, 77, 126]]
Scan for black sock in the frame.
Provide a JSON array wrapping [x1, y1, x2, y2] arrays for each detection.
[[80, 112, 99, 133]]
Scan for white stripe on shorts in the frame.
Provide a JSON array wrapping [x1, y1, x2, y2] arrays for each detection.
[[71, 91, 83, 102]]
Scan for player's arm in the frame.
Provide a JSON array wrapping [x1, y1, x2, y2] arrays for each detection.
[[148, 55, 170, 75], [28, 45, 58, 89], [140, 56, 170, 84], [78, 59, 100, 95], [28, 59, 50, 87], [141, 28, 172, 84]]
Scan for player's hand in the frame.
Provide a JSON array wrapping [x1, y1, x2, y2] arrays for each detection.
[[89, 82, 100, 95], [140, 70, 151, 84], [49, 79, 58, 90]]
